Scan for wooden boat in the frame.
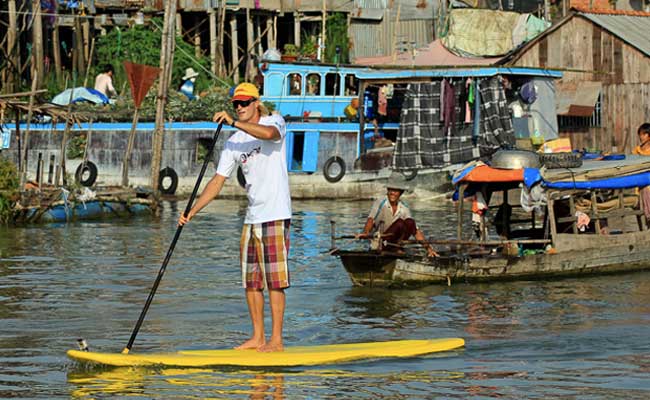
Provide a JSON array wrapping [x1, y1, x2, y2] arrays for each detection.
[[12, 186, 158, 224], [333, 155, 650, 287]]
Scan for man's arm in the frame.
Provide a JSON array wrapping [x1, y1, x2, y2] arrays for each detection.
[[414, 229, 438, 257], [212, 110, 280, 140], [356, 217, 375, 239], [178, 173, 227, 225]]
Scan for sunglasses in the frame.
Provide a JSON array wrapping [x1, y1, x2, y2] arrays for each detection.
[[232, 98, 256, 108]]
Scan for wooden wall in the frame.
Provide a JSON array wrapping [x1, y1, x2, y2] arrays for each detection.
[[560, 83, 650, 153], [512, 15, 650, 84]]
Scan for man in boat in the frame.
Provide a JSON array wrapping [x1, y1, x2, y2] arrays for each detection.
[[356, 176, 438, 257], [178, 82, 291, 353]]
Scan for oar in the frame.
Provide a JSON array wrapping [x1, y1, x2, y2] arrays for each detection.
[[121, 123, 223, 354]]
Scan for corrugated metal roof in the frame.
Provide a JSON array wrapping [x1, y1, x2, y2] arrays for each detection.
[[353, 0, 437, 21], [579, 12, 650, 58]]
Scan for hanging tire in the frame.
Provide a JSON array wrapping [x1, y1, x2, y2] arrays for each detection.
[[159, 167, 178, 195], [323, 156, 346, 183], [75, 161, 98, 187], [236, 165, 247, 189], [401, 169, 418, 181]]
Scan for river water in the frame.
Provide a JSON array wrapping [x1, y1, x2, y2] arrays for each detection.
[[1, 198, 649, 399]]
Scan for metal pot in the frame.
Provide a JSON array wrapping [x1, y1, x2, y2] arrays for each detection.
[[490, 150, 540, 169]]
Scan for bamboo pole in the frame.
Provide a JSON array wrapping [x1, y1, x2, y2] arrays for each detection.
[[151, 0, 177, 193], [20, 73, 39, 185], [122, 108, 140, 187], [7, 0, 18, 93], [32, 0, 44, 88], [230, 14, 239, 84], [53, 18, 62, 86], [209, 9, 218, 75], [83, 38, 96, 88]]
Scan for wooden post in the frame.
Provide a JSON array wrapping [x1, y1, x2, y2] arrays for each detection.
[[266, 16, 275, 50], [83, 38, 95, 88], [217, 3, 227, 76], [53, 19, 63, 86], [256, 16, 263, 56], [32, 0, 44, 88], [230, 14, 239, 84], [358, 80, 367, 155], [294, 12, 301, 47], [59, 119, 72, 186], [152, 0, 177, 193], [20, 73, 39, 184], [209, 9, 218, 75], [322, 0, 327, 58], [246, 8, 253, 81], [74, 15, 86, 77], [457, 184, 467, 242], [122, 108, 140, 187], [547, 195, 557, 247], [7, 0, 19, 93], [82, 16, 91, 63], [48, 154, 55, 184]]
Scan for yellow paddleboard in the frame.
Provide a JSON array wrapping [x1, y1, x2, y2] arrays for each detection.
[[67, 338, 465, 367]]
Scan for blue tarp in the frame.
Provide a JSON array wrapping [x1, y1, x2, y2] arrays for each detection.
[[542, 171, 650, 190], [51, 87, 109, 106]]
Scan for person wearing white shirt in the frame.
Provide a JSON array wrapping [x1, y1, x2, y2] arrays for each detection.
[[178, 82, 291, 353]]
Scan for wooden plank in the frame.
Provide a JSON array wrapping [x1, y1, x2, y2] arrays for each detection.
[[613, 38, 623, 84], [602, 32, 612, 84], [592, 25, 601, 78], [538, 37, 547, 68]]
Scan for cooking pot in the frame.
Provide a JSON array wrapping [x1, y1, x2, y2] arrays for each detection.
[[490, 150, 540, 169]]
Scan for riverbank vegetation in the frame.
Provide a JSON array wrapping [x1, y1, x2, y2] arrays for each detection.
[[0, 158, 19, 224]]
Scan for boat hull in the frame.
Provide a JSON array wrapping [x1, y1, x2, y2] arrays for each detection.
[[336, 231, 650, 286]]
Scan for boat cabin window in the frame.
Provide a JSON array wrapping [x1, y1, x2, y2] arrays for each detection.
[[288, 73, 302, 95], [306, 73, 320, 96], [324, 73, 341, 96], [344, 75, 358, 96]]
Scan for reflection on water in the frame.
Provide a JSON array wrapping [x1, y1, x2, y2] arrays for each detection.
[[1, 199, 650, 398]]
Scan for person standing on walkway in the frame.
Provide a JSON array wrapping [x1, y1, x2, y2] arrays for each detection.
[[178, 82, 291, 353]]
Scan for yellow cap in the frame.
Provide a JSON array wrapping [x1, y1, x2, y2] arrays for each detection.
[[232, 82, 259, 101]]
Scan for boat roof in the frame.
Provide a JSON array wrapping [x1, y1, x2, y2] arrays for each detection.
[[355, 67, 562, 80], [453, 156, 650, 191], [263, 61, 562, 79]]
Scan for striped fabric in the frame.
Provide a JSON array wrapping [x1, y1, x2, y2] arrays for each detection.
[[240, 219, 291, 289]]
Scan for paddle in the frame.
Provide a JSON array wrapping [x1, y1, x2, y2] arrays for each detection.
[[121, 123, 223, 354]]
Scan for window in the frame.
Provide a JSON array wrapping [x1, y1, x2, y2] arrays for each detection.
[[288, 73, 302, 95], [344, 74, 358, 96], [324, 73, 341, 96], [558, 95, 602, 130], [306, 73, 320, 96]]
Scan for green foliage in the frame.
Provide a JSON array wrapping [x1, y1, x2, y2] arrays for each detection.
[[283, 44, 298, 56], [325, 13, 350, 64], [66, 133, 86, 159], [0, 157, 19, 224], [300, 35, 318, 57], [94, 19, 212, 93]]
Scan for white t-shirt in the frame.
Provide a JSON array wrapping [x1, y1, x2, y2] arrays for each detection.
[[216, 114, 291, 224]]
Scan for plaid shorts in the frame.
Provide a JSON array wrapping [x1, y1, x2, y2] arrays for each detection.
[[240, 219, 291, 290]]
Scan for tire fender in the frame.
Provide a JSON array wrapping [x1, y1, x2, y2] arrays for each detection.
[[323, 156, 346, 183], [75, 161, 98, 187], [159, 167, 178, 195]]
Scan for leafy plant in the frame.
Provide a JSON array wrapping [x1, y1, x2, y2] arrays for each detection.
[[66, 133, 86, 159], [0, 157, 19, 224], [94, 19, 212, 93], [283, 44, 298, 56], [325, 13, 350, 64], [300, 35, 318, 57]]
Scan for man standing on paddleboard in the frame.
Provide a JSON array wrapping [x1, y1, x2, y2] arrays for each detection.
[[178, 82, 291, 353]]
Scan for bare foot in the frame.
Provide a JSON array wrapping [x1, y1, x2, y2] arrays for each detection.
[[235, 338, 265, 350], [257, 341, 284, 352]]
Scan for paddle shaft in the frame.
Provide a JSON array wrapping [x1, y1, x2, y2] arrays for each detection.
[[123, 123, 223, 353]]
